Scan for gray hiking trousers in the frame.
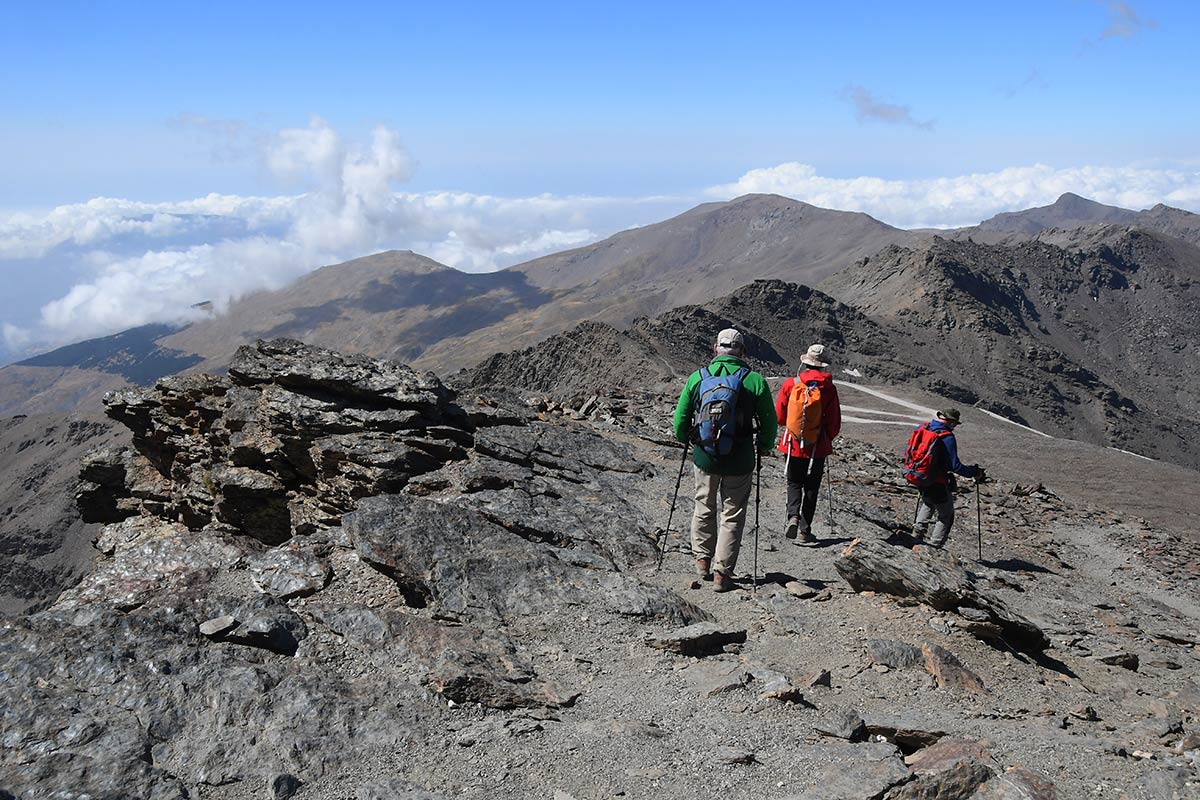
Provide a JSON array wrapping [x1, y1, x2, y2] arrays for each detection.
[[690, 467, 753, 577], [914, 485, 955, 547]]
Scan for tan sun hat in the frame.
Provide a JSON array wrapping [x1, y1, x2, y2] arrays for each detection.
[[799, 344, 829, 368]]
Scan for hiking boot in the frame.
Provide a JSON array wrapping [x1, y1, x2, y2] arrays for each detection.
[[784, 517, 800, 539], [695, 558, 713, 581], [713, 571, 735, 593], [798, 522, 816, 544]]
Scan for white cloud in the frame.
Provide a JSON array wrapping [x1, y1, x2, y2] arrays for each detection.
[[0, 120, 689, 357], [707, 162, 1200, 228], [6, 113, 1198, 361]]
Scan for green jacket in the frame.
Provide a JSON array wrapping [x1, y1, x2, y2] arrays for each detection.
[[673, 355, 777, 475]]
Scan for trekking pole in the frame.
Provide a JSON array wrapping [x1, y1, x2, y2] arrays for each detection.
[[826, 454, 835, 532], [656, 440, 690, 572], [753, 450, 761, 597], [783, 430, 791, 519], [976, 478, 983, 562]]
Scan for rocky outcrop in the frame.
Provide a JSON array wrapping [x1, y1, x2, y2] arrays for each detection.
[[835, 537, 1050, 653], [80, 338, 466, 541], [0, 339, 705, 799]]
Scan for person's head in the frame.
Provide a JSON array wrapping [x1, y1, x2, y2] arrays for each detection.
[[936, 408, 962, 428], [714, 328, 745, 357], [799, 344, 830, 370]]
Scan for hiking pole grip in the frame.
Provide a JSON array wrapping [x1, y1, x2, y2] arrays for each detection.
[[657, 440, 690, 572]]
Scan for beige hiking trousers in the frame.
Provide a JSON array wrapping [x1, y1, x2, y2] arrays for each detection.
[[690, 467, 753, 577]]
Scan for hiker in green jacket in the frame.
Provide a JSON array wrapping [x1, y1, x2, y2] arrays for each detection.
[[673, 328, 777, 592]]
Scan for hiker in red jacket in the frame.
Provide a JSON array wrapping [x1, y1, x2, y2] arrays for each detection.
[[909, 408, 986, 549], [775, 344, 841, 543]]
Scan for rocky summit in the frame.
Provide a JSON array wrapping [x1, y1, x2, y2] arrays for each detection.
[[2, 339, 1199, 799]]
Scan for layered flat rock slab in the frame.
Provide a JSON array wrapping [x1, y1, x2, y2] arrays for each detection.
[[356, 779, 451, 800], [53, 521, 248, 612], [644, 622, 747, 657], [228, 338, 452, 411], [682, 660, 749, 696], [248, 545, 332, 599], [835, 538, 1049, 652], [887, 758, 994, 799], [789, 743, 910, 800], [0, 606, 432, 799], [347, 493, 706, 626], [905, 738, 995, 774], [311, 606, 573, 709], [971, 767, 1058, 799]]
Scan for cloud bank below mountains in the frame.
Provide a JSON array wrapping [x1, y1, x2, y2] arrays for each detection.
[[707, 162, 1200, 229], [2, 117, 1198, 359]]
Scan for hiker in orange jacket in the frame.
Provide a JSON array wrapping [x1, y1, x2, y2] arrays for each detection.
[[775, 344, 841, 543]]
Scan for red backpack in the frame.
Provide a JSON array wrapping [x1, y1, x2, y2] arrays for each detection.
[[902, 423, 950, 488]]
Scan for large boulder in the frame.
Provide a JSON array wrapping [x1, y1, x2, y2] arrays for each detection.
[[835, 538, 1049, 652]]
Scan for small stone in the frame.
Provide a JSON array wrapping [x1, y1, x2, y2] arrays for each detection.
[[922, 642, 985, 694], [799, 669, 833, 688], [199, 615, 238, 638], [873, 664, 890, 673], [868, 639, 923, 669], [815, 708, 866, 741], [1177, 732, 1200, 752], [1069, 705, 1100, 722], [267, 773, 303, 800], [1096, 651, 1139, 671], [645, 622, 748, 657], [785, 581, 818, 599], [716, 746, 756, 765]]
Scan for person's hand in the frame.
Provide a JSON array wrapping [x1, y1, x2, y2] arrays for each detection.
[[975, 466, 987, 482]]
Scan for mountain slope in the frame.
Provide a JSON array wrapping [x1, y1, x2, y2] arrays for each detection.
[[460, 280, 930, 400], [0, 196, 918, 414], [516, 192, 917, 310], [821, 229, 1200, 466], [161, 249, 554, 369], [0, 412, 124, 614], [977, 192, 1137, 234], [977, 192, 1200, 246]]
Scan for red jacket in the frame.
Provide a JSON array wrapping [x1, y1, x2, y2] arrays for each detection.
[[775, 369, 841, 458]]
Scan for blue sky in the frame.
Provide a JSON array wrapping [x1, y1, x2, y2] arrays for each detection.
[[1, 1, 1198, 358]]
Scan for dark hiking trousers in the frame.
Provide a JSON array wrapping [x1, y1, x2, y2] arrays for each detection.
[[785, 455, 825, 528]]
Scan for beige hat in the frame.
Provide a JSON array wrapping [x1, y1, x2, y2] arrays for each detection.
[[799, 344, 829, 368], [715, 328, 745, 353]]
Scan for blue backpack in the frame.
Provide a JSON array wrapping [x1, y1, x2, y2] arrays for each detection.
[[693, 366, 750, 458]]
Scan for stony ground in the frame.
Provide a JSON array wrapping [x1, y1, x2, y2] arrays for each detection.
[[2, 343, 1198, 800], [206, 386, 1199, 799]]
